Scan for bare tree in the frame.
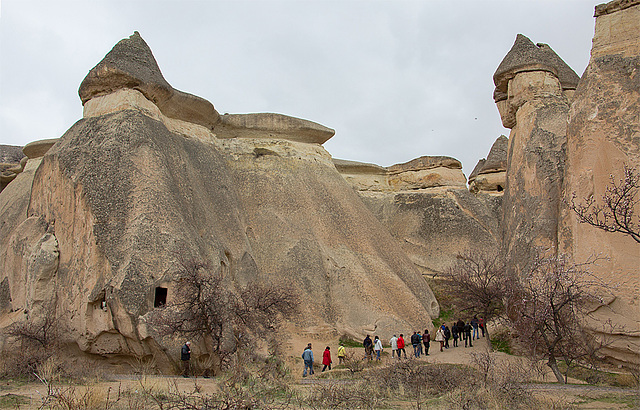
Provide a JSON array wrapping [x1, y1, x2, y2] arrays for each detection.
[[506, 251, 612, 384], [570, 164, 639, 243], [150, 254, 299, 374], [3, 301, 67, 376], [440, 251, 506, 348]]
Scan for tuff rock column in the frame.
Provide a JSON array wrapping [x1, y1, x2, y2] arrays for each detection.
[[493, 34, 579, 277]]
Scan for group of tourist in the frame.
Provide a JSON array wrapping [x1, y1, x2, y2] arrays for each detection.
[[300, 316, 485, 376]]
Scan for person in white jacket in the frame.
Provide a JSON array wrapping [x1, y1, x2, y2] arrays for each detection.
[[389, 334, 398, 358], [374, 336, 384, 361], [435, 326, 445, 352]]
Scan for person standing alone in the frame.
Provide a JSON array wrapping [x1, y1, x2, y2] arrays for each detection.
[[181, 341, 191, 378]]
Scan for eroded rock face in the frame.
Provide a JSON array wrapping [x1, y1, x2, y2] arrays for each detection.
[[215, 113, 335, 144], [335, 157, 502, 276], [0, 32, 438, 371], [559, 0, 640, 367], [469, 135, 507, 193], [0, 145, 26, 192], [79, 32, 220, 130], [495, 36, 574, 280]]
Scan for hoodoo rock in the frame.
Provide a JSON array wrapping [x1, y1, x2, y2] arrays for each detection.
[[79, 32, 220, 130], [0, 32, 438, 372], [495, 34, 575, 279], [469, 135, 507, 193]]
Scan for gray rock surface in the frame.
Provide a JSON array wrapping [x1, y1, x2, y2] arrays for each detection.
[[79, 32, 220, 130], [479, 135, 508, 174], [493, 34, 580, 101], [215, 113, 335, 144]]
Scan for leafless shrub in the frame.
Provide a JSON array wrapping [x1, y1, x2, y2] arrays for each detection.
[[1, 304, 67, 378], [304, 380, 385, 409], [570, 164, 639, 243], [341, 351, 366, 373], [128, 356, 158, 377], [506, 251, 616, 384], [149, 253, 299, 375]]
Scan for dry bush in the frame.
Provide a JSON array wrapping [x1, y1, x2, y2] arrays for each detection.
[[367, 359, 477, 404], [1, 303, 69, 379], [341, 351, 366, 373], [304, 380, 385, 409]]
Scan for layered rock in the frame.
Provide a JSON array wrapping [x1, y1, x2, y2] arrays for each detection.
[[559, 0, 640, 366], [0, 33, 438, 372], [495, 34, 574, 278], [335, 157, 501, 276]]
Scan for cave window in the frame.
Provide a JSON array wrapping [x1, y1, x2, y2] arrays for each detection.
[[154, 287, 167, 308], [497, 185, 503, 192]]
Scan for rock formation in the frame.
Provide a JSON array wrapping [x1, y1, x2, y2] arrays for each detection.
[[468, 135, 508, 194], [335, 157, 502, 276], [0, 33, 438, 372], [559, 0, 639, 366], [0, 145, 26, 193], [1, 0, 637, 372], [491, 0, 639, 367], [494, 34, 576, 279]]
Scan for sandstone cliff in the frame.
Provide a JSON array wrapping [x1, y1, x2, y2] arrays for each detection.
[[0, 33, 438, 372], [559, 0, 639, 367]]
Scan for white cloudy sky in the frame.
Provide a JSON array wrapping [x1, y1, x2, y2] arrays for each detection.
[[0, 0, 599, 176]]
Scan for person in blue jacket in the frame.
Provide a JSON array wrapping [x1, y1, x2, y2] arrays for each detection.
[[302, 343, 314, 377]]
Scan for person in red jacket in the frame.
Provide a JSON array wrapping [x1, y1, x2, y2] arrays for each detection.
[[396, 334, 406, 358], [322, 346, 332, 371]]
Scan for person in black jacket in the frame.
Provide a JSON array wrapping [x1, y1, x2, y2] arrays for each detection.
[[422, 329, 430, 355], [181, 341, 191, 377], [452, 322, 459, 347], [444, 326, 451, 349], [464, 322, 473, 348], [363, 335, 374, 360], [411, 332, 421, 358]]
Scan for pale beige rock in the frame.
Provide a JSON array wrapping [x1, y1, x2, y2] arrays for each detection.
[[22, 139, 59, 159], [214, 113, 335, 145], [83, 88, 216, 142], [388, 167, 467, 190], [592, 0, 640, 58], [470, 171, 506, 193], [559, 0, 640, 367], [333, 159, 390, 192]]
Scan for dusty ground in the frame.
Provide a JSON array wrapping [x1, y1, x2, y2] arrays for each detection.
[[1, 335, 637, 409]]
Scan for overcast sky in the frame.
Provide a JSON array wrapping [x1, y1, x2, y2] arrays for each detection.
[[0, 0, 600, 176]]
